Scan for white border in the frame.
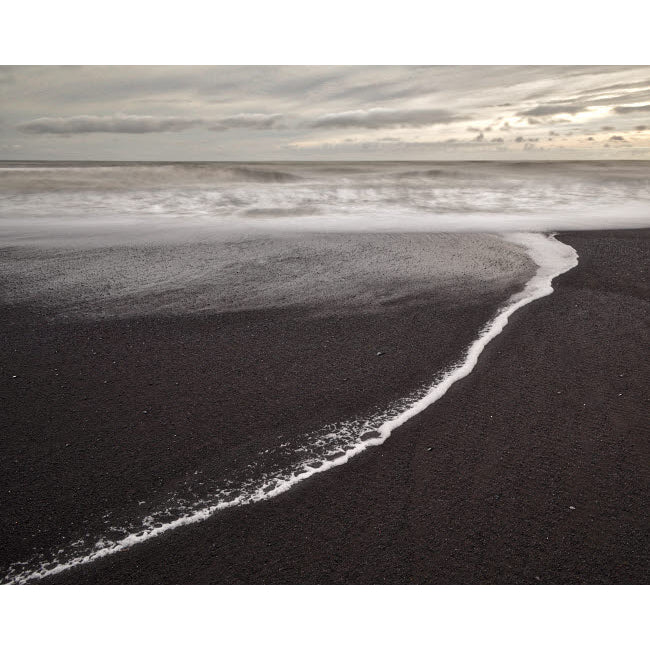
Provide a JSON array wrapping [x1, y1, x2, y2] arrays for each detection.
[[1, 586, 647, 650], [2, 1, 650, 63], [1, 2, 647, 646]]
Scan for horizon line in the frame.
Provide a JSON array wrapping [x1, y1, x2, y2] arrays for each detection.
[[1, 158, 650, 164]]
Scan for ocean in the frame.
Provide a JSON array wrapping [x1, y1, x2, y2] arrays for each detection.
[[1, 161, 650, 241]]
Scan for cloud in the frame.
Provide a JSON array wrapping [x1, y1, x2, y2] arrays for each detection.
[[577, 78, 650, 96], [286, 133, 518, 151], [17, 114, 204, 134], [474, 132, 485, 142], [208, 113, 284, 131], [587, 136, 595, 141], [327, 78, 438, 103], [609, 135, 626, 141], [309, 107, 466, 129], [635, 125, 647, 131], [613, 104, 650, 114], [6, 66, 650, 160], [571, 89, 650, 108], [17, 112, 287, 135], [519, 103, 586, 117], [541, 81, 650, 111], [601, 126, 615, 131], [515, 136, 525, 143]]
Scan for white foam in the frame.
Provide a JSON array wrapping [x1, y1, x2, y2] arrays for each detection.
[[3, 232, 578, 584]]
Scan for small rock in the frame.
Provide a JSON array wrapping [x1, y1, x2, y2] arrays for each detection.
[[426, 447, 432, 452], [376, 351, 384, 356], [569, 506, 575, 510]]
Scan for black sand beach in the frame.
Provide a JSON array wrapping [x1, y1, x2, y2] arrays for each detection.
[[0, 244, 522, 579], [2, 229, 648, 584]]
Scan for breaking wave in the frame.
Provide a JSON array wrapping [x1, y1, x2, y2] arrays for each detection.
[[1, 161, 649, 245]]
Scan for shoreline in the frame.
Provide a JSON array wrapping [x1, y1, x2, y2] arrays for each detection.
[[47, 228, 649, 584], [4, 233, 573, 583], [1, 233, 530, 583], [3, 229, 648, 584]]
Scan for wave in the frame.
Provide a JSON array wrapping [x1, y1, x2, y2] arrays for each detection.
[[2, 231, 578, 584], [0, 163, 303, 194], [393, 168, 453, 179], [227, 166, 301, 183], [2, 162, 649, 246]]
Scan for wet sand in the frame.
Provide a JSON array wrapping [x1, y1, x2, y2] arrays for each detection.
[[3, 230, 649, 584], [1, 236, 524, 580]]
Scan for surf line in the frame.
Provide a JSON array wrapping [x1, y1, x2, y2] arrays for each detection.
[[6, 232, 578, 584]]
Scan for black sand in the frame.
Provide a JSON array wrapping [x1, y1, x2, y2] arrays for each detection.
[[3, 230, 649, 584], [1, 267, 516, 579]]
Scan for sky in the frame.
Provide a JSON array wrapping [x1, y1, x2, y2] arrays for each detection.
[[1, 65, 650, 161]]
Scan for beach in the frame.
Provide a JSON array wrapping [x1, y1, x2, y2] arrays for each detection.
[[3, 228, 645, 584], [1, 231, 537, 581]]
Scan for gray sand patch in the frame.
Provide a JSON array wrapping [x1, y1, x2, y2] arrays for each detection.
[[0, 232, 536, 320]]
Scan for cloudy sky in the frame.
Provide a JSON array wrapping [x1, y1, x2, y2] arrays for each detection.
[[1, 65, 650, 160]]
